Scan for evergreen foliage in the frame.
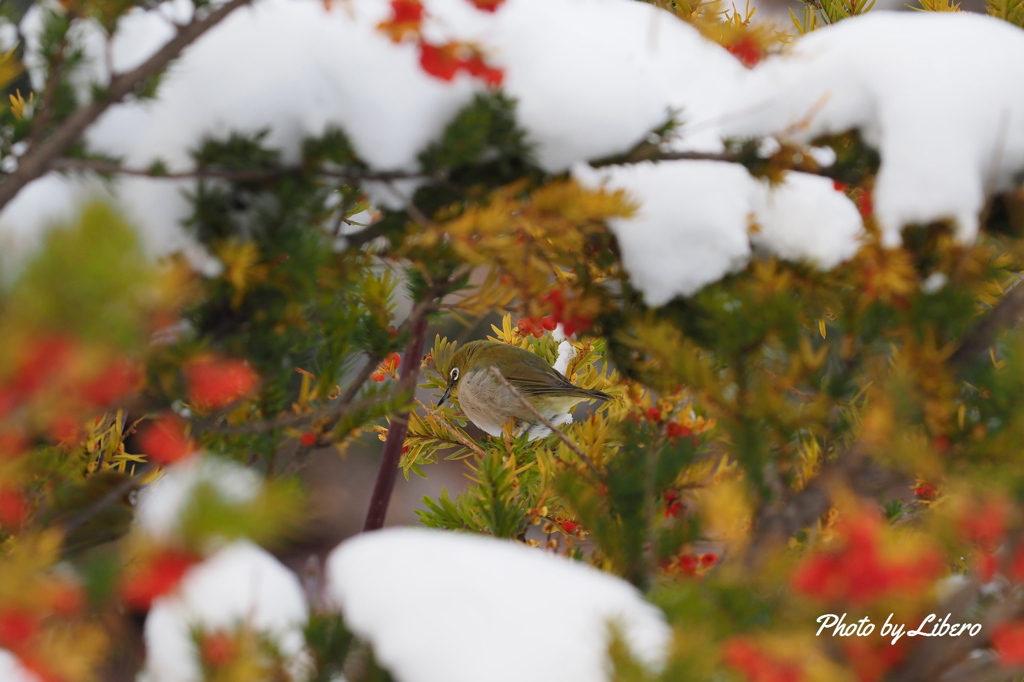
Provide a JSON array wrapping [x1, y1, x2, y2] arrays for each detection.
[[3, 0, 1024, 681]]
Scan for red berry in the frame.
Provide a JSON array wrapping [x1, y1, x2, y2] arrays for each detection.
[[122, 550, 195, 609], [201, 632, 238, 667], [461, 55, 504, 86], [186, 357, 259, 411], [0, 608, 38, 649], [419, 42, 460, 81], [466, 0, 504, 10], [138, 415, 192, 465], [993, 621, 1024, 666], [0, 486, 28, 527], [371, 370, 386, 382], [390, 0, 423, 23], [299, 432, 317, 448], [80, 357, 141, 407], [701, 553, 718, 567], [726, 35, 763, 67], [561, 521, 578, 533]]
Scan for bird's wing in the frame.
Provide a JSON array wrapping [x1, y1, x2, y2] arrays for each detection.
[[504, 359, 578, 396]]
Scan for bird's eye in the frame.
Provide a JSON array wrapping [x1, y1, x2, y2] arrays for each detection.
[[450, 367, 460, 382]]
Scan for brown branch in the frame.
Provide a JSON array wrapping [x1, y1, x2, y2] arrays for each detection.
[[486, 366, 603, 477], [194, 389, 403, 436], [0, 0, 254, 211], [743, 441, 899, 565], [949, 279, 1024, 370], [51, 157, 424, 183], [362, 308, 433, 532], [589, 148, 841, 179]]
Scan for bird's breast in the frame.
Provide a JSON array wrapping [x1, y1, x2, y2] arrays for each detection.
[[458, 368, 585, 437]]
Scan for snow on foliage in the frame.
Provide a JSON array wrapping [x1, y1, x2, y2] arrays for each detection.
[[325, 527, 672, 682], [134, 454, 261, 545], [142, 540, 310, 682], [0, 650, 41, 682], [723, 11, 1024, 248], [5, 1, 1024, 301]]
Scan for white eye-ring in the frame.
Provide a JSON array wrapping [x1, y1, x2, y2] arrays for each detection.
[[450, 367, 460, 381]]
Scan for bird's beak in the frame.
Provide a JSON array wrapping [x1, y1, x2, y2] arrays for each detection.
[[438, 382, 454, 407]]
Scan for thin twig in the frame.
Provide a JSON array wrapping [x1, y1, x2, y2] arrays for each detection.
[[414, 399, 488, 458], [486, 366, 603, 477], [589, 147, 841, 179], [949, 278, 1024, 370], [51, 157, 424, 183], [194, 390, 403, 436], [362, 310, 432, 532]]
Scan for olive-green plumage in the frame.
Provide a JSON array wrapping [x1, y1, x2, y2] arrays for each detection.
[[438, 340, 611, 437]]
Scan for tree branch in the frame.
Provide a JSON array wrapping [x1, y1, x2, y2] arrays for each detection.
[[949, 279, 1024, 370], [589, 147, 841, 179], [0, 0, 253, 210], [362, 306, 433, 532], [743, 440, 900, 565], [51, 157, 424, 183]]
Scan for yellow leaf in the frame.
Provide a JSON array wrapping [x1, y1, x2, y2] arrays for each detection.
[[218, 241, 266, 308]]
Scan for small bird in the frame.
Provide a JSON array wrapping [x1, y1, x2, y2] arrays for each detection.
[[437, 340, 611, 437]]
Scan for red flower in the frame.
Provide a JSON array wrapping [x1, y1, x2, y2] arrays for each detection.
[[993, 621, 1024, 666], [679, 553, 699, 574], [466, 0, 505, 10], [48, 413, 80, 445], [791, 511, 942, 605], [977, 550, 998, 582], [461, 55, 504, 87], [390, 0, 423, 23], [664, 500, 683, 518], [0, 608, 38, 650], [0, 387, 18, 419], [377, 0, 424, 42], [960, 498, 1009, 551], [645, 407, 662, 423], [856, 189, 874, 218], [300, 432, 317, 447], [726, 36, 764, 68], [372, 352, 402, 381], [666, 421, 693, 439], [80, 357, 141, 407], [10, 335, 77, 397], [186, 357, 259, 411], [722, 638, 803, 682], [0, 486, 28, 527], [0, 431, 27, 460], [122, 550, 196, 609], [138, 415, 192, 465], [47, 580, 85, 617], [1010, 544, 1024, 582], [419, 42, 460, 81], [201, 631, 238, 667], [701, 553, 718, 567], [913, 482, 938, 501]]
